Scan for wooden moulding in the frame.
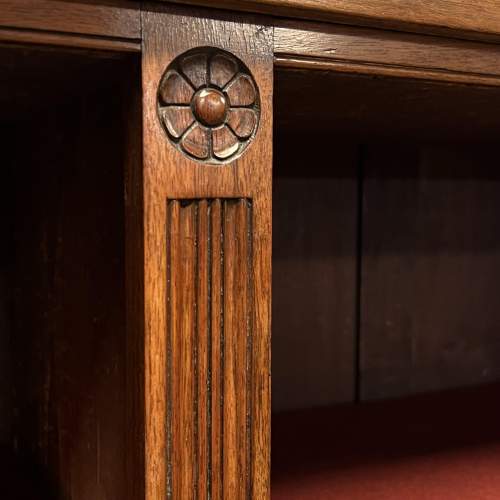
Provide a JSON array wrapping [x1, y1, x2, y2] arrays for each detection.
[[142, 3, 273, 499], [0, 0, 140, 51], [275, 20, 500, 87], [167, 0, 500, 42]]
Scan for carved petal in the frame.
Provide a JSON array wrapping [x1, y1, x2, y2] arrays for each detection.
[[181, 52, 208, 89], [181, 124, 210, 159], [210, 54, 238, 88], [226, 74, 256, 106], [212, 125, 239, 159], [161, 106, 194, 138], [159, 71, 193, 105], [227, 108, 257, 139]]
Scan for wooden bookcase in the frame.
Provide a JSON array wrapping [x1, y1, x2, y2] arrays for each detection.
[[1, 1, 500, 499]]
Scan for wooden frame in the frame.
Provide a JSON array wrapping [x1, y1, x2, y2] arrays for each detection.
[[138, 9, 500, 497], [275, 20, 500, 87], [3, 1, 500, 499]]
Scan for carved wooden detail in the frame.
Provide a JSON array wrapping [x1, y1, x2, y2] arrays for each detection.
[[143, 9, 272, 498], [158, 48, 260, 164], [166, 198, 254, 498]]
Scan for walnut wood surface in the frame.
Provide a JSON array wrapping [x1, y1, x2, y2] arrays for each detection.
[[164, 199, 255, 497], [275, 20, 500, 87], [192, 88, 228, 127], [0, 27, 140, 52], [166, 0, 500, 41], [142, 4, 273, 498], [157, 47, 260, 164], [0, 0, 140, 40]]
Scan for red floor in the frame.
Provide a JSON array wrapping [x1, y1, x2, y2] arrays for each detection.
[[272, 384, 500, 499]]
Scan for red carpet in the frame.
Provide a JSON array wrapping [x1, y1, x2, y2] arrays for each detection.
[[272, 384, 500, 499]]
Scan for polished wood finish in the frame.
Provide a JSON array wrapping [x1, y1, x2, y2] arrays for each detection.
[[0, 27, 140, 52], [7, 1, 500, 498], [165, 198, 254, 497], [0, 0, 140, 39], [192, 88, 228, 127], [167, 0, 500, 41], [141, 4, 272, 498], [275, 20, 500, 87], [276, 57, 500, 88], [158, 46, 260, 163]]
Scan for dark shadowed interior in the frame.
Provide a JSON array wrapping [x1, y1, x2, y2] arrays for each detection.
[[0, 45, 139, 499], [272, 69, 500, 498]]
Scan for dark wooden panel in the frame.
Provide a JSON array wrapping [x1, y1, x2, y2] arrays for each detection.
[[0, 274, 10, 443], [124, 58, 144, 500], [361, 144, 500, 400], [0, 125, 14, 448], [6, 59, 136, 499], [275, 69, 500, 143], [272, 138, 358, 411], [0, 45, 136, 121]]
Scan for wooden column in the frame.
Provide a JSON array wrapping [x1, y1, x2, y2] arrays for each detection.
[[141, 5, 273, 499]]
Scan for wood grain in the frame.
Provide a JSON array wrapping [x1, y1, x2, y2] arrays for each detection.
[[361, 145, 500, 400], [0, 26, 140, 52], [0, 0, 140, 39], [164, 199, 254, 498], [8, 68, 132, 499], [142, 4, 273, 499], [167, 0, 500, 41], [274, 69, 500, 143], [222, 199, 253, 497], [124, 58, 145, 500], [275, 21, 500, 87], [196, 200, 209, 500], [276, 57, 500, 88], [210, 200, 223, 500]]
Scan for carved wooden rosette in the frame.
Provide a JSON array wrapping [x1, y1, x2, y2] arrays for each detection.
[[158, 47, 260, 164]]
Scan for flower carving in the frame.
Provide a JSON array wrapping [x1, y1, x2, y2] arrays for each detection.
[[157, 47, 260, 164]]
